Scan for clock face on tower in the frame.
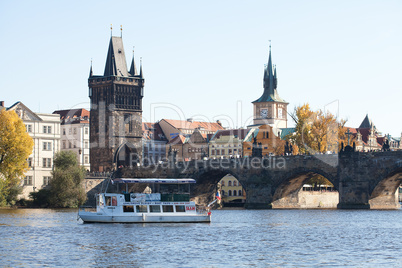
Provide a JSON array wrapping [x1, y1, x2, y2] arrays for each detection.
[[260, 109, 268, 118]]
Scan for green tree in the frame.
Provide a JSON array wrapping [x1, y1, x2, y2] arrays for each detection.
[[49, 151, 87, 208], [0, 109, 34, 206]]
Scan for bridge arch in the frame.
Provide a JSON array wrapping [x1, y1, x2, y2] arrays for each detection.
[[192, 169, 246, 206], [113, 142, 139, 168], [271, 167, 339, 209], [369, 166, 402, 209]]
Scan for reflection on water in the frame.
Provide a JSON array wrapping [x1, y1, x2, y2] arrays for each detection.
[[1, 208, 402, 267]]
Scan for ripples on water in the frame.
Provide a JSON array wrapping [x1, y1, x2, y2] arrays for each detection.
[[1, 208, 402, 267]]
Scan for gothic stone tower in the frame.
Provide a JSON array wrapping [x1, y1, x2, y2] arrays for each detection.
[[252, 45, 288, 129], [88, 35, 144, 172]]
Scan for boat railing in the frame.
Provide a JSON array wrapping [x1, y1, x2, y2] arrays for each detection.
[[196, 205, 210, 215]]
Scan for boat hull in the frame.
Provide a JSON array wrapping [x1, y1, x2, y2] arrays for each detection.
[[79, 212, 211, 223]]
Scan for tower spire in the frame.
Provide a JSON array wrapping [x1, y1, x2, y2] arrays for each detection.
[[253, 42, 285, 103], [139, 57, 143, 78], [120, 25, 122, 38], [129, 47, 138, 76], [110, 24, 113, 37], [89, 59, 93, 77]]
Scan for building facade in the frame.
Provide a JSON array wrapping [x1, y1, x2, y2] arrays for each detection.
[[209, 129, 248, 159], [6, 102, 60, 199], [88, 35, 144, 171], [53, 109, 90, 171], [218, 174, 246, 204], [166, 129, 209, 161], [252, 45, 288, 129], [242, 124, 283, 157], [142, 122, 168, 164]]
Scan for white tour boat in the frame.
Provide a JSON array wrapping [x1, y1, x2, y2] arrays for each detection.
[[78, 178, 212, 223]]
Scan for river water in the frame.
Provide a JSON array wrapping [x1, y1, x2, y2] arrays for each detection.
[[1, 208, 402, 267]]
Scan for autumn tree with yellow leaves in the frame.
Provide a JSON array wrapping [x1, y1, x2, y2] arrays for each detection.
[[292, 104, 353, 155], [0, 109, 33, 206]]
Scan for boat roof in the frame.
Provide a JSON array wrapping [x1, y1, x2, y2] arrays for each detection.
[[112, 178, 196, 184]]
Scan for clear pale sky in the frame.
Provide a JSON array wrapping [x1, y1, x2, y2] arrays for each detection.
[[1, 1, 401, 136]]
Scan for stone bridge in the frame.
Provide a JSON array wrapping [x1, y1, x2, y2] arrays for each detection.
[[101, 151, 402, 209]]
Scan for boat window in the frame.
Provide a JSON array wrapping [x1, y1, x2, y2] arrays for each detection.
[[105, 196, 111, 206], [150, 205, 161, 213], [123, 205, 134, 212], [111, 196, 117, 206], [97, 195, 104, 206], [162, 205, 174, 213], [136, 205, 148, 213], [175, 205, 185, 213]]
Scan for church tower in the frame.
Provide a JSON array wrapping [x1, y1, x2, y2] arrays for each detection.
[[252, 45, 288, 129], [88, 33, 144, 172]]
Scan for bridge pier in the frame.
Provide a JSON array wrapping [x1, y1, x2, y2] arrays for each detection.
[[244, 184, 273, 209]]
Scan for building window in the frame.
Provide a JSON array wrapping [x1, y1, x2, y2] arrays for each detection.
[[69, 141, 72, 148], [233, 190, 237, 196], [73, 142, 76, 148], [228, 180, 232, 186], [84, 141, 89, 149], [63, 129, 66, 135], [26, 124, 32, 132], [24, 176, 33, 186], [228, 190, 232, 196], [43, 126, 52, 133], [211, 149, 215, 155], [238, 190, 242, 196], [43, 176, 51, 186], [85, 127, 89, 134], [42, 158, 51, 168], [84, 156, 89, 164], [27, 157, 33, 167], [69, 128, 72, 134], [73, 128, 77, 134], [43, 142, 52, 151], [233, 180, 237, 186], [62, 141, 66, 149], [221, 180, 225, 186], [221, 190, 225, 196]]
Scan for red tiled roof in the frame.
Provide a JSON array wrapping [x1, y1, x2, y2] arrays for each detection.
[[167, 134, 187, 145], [163, 119, 224, 132], [53, 109, 90, 124], [142, 122, 167, 141], [211, 129, 249, 141]]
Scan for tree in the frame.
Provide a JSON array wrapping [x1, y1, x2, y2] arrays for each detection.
[[293, 104, 354, 154], [0, 109, 34, 206], [48, 151, 87, 208]]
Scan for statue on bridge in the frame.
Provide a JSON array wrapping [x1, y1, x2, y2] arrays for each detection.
[[251, 134, 263, 158], [382, 140, 390, 151], [284, 141, 293, 156]]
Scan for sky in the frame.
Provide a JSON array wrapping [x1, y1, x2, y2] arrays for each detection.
[[1, 0, 401, 136]]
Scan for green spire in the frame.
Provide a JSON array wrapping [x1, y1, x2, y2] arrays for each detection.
[[253, 43, 285, 103]]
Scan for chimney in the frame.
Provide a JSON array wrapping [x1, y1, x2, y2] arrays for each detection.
[[0, 101, 4, 108]]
